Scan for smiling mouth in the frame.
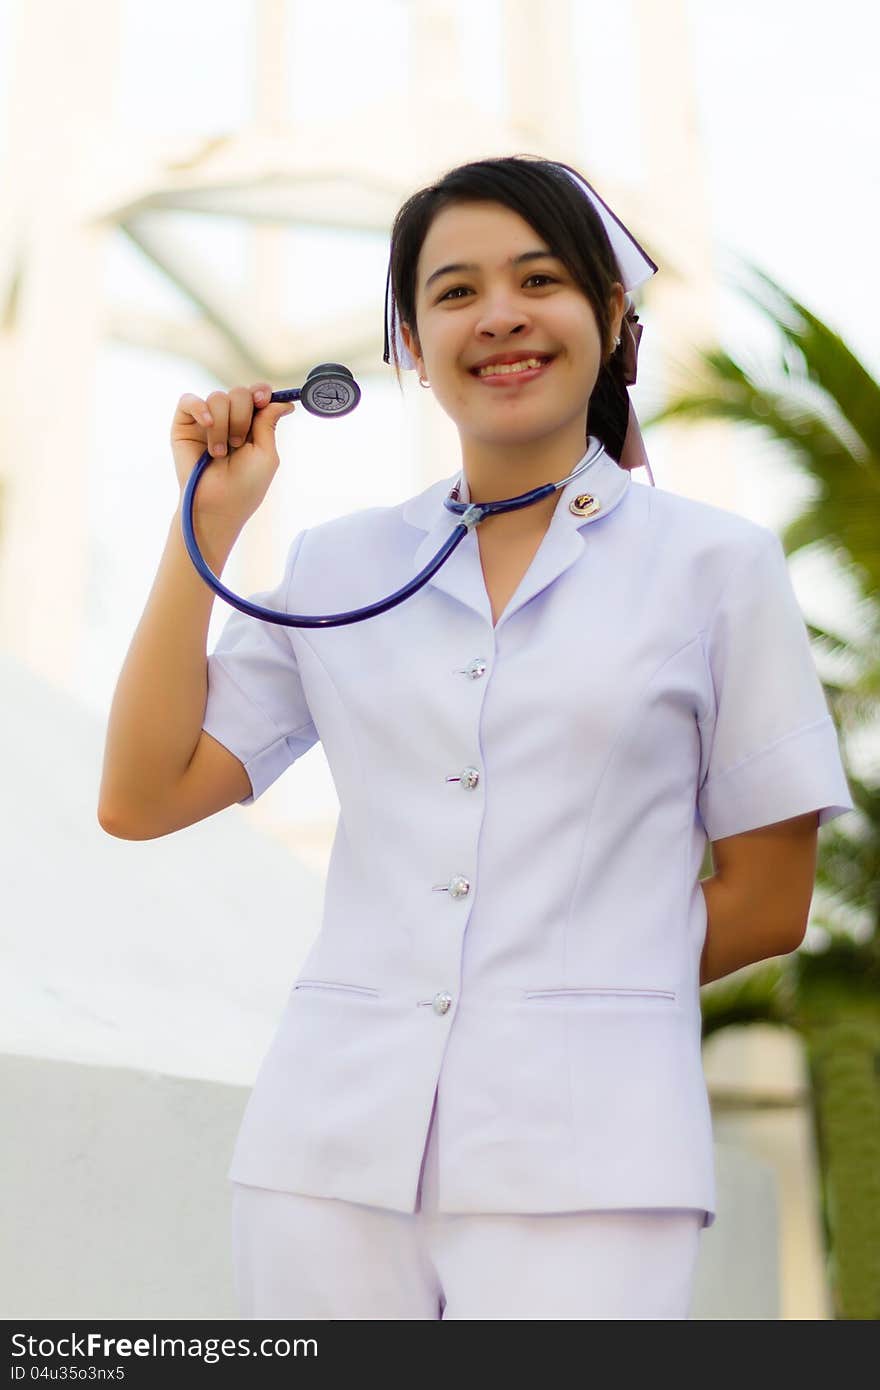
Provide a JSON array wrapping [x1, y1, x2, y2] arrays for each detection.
[[470, 355, 556, 382]]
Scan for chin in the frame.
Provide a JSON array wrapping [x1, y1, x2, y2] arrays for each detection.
[[472, 398, 581, 434]]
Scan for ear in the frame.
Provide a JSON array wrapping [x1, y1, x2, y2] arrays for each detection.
[[608, 282, 626, 350], [400, 321, 424, 373]]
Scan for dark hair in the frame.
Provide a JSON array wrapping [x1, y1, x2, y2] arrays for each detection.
[[386, 153, 633, 463]]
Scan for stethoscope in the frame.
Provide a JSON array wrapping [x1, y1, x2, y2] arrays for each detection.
[[181, 363, 608, 629]]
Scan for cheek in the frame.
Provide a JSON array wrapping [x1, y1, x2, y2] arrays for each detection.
[[559, 306, 600, 352], [430, 328, 473, 385]]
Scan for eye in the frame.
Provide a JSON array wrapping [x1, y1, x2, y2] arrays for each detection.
[[437, 274, 558, 303]]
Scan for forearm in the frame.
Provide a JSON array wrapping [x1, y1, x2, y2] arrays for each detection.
[[98, 505, 239, 824], [699, 872, 799, 986]]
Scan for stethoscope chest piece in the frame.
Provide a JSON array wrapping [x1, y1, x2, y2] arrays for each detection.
[[296, 363, 361, 417], [569, 492, 601, 518]]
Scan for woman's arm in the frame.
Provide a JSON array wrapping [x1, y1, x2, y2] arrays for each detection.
[[699, 812, 819, 985], [98, 504, 239, 829]]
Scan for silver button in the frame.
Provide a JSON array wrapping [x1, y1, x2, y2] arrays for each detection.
[[445, 766, 480, 789], [431, 875, 471, 897], [455, 657, 487, 679], [432, 991, 453, 1015]]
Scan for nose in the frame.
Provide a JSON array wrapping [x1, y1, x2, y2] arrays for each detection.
[[474, 291, 530, 343]]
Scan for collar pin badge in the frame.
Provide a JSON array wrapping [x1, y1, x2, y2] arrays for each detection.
[[569, 492, 601, 518]]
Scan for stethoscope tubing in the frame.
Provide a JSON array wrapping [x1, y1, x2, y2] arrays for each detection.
[[180, 402, 606, 628]]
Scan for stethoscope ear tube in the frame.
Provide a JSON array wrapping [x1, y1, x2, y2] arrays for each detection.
[[181, 366, 607, 628], [181, 361, 451, 628], [181, 450, 472, 628]]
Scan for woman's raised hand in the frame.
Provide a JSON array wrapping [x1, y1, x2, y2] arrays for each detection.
[[171, 383, 296, 539]]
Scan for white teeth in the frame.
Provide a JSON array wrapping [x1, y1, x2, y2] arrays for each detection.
[[475, 357, 548, 377]]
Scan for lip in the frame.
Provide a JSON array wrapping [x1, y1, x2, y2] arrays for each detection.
[[470, 356, 556, 387]]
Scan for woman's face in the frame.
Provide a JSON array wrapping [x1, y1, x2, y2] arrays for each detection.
[[401, 199, 624, 453]]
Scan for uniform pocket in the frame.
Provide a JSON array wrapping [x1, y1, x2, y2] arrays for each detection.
[[524, 986, 677, 1002], [292, 979, 380, 999]]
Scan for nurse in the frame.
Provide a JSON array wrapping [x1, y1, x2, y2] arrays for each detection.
[[98, 155, 854, 1319]]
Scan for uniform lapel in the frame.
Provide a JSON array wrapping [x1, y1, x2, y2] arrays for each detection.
[[402, 478, 489, 623], [401, 445, 632, 631]]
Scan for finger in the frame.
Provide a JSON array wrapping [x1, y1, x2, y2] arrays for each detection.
[[250, 382, 272, 410], [250, 394, 295, 448], [175, 393, 213, 429], [227, 385, 256, 448], [205, 390, 230, 456]]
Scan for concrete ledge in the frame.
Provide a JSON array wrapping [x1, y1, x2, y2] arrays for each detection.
[[2, 1052, 784, 1320]]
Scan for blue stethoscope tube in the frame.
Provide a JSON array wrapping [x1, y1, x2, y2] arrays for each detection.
[[181, 389, 607, 629]]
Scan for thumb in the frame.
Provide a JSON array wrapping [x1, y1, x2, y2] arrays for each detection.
[[252, 398, 296, 445]]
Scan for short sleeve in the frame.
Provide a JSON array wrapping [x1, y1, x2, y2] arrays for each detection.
[[696, 528, 854, 841], [201, 528, 319, 806]]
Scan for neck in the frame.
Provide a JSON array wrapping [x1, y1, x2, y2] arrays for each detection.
[[459, 423, 598, 536]]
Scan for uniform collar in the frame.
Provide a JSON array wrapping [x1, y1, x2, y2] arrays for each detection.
[[400, 444, 632, 632]]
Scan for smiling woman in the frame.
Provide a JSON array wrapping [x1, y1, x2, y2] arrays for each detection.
[[101, 151, 853, 1321], [383, 155, 655, 502]]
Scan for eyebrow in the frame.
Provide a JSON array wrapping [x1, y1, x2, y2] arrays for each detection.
[[424, 248, 562, 291]]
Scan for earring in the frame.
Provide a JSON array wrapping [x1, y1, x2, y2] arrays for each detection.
[[418, 375, 430, 389], [613, 335, 621, 349]]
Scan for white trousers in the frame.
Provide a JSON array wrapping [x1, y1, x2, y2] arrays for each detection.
[[230, 1091, 704, 1320]]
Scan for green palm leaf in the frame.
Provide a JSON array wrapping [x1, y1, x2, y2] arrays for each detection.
[[658, 258, 880, 1317]]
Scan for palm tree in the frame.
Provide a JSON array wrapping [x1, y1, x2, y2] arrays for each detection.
[[639, 262, 880, 1319]]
